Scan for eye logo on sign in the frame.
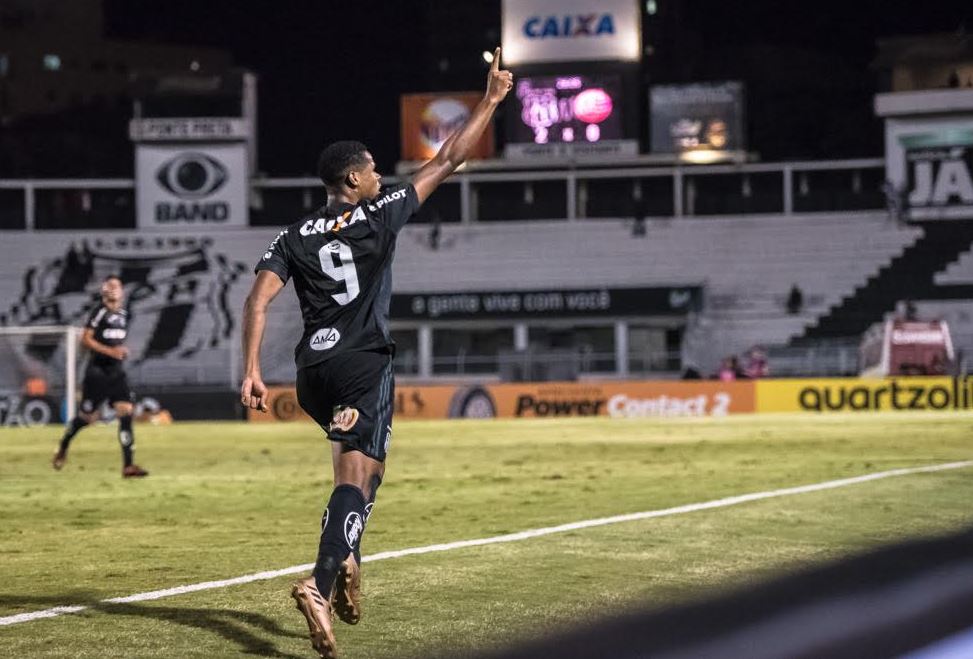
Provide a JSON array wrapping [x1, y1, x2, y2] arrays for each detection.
[[156, 153, 228, 199]]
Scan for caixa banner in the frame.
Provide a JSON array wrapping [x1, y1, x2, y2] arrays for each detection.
[[501, 0, 641, 65], [136, 144, 249, 229]]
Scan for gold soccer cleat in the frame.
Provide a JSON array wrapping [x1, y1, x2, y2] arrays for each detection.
[[291, 576, 338, 659]]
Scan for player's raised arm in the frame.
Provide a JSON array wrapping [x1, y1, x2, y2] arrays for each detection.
[[411, 47, 513, 204], [241, 270, 286, 412]]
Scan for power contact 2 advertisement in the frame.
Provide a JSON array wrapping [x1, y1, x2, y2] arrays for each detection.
[[249, 380, 754, 422], [248, 377, 973, 422]]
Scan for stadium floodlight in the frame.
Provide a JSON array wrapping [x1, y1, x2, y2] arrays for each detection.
[[0, 326, 80, 425]]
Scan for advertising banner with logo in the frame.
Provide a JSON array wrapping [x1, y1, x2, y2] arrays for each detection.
[[0, 394, 60, 427], [400, 93, 494, 161], [883, 118, 973, 222], [249, 376, 973, 423], [902, 130, 973, 221], [501, 0, 641, 65], [755, 376, 973, 413], [0, 391, 181, 427], [247, 379, 755, 422], [248, 384, 461, 423], [392, 286, 702, 320], [650, 82, 745, 155], [487, 380, 754, 418], [136, 144, 249, 229]]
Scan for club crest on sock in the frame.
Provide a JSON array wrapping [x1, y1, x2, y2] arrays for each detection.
[[344, 512, 363, 548]]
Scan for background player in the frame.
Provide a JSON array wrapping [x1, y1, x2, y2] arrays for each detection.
[[53, 275, 149, 478], [240, 48, 512, 659]]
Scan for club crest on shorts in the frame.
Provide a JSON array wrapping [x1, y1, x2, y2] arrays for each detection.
[[309, 327, 340, 351], [344, 512, 364, 548], [329, 406, 359, 432]]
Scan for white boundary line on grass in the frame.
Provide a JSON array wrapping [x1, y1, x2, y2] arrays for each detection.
[[2, 459, 970, 628]]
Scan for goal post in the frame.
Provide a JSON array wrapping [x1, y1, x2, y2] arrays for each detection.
[[0, 325, 81, 426]]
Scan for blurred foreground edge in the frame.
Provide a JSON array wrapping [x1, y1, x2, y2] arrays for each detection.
[[455, 525, 973, 659]]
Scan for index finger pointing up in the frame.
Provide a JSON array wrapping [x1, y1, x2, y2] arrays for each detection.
[[491, 47, 501, 72]]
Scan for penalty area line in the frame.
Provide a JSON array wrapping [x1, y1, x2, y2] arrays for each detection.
[[2, 459, 970, 627]]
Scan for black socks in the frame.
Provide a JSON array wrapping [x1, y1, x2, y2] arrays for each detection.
[[59, 416, 89, 454], [354, 474, 382, 566], [58, 415, 136, 468], [314, 484, 367, 596], [118, 415, 134, 467]]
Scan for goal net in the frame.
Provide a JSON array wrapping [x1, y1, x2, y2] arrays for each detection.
[[0, 326, 80, 427]]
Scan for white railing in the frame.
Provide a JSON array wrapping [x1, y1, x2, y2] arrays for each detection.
[[0, 157, 887, 229]]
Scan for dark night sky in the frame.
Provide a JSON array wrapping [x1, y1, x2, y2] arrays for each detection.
[[102, 0, 973, 175]]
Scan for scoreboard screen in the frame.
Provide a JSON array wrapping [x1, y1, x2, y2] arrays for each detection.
[[508, 74, 624, 146]]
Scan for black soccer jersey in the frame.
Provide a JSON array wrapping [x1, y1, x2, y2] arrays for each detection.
[[85, 304, 129, 370], [255, 183, 420, 370]]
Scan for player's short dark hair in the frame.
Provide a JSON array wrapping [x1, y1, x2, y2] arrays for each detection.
[[317, 141, 370, 187], [103, 274, 122, 284]]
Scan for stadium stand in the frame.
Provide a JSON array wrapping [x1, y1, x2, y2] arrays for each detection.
[[0, 211, 929, 384], [393, 212, 917, 296], [927, 249, 973, 364], [860, 236, 973, 370], [794, 220, 973, 344], [935, 247, 973, 285]]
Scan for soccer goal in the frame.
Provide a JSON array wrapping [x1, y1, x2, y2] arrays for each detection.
[[0, 326, 80, 426]]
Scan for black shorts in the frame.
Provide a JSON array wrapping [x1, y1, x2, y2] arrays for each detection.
[[80, 364, 134, 414], [296, 349, 394, 462]]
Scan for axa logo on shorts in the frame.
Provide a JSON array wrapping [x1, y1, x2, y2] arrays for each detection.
[[309, 327, 341, 351], [344, 512, 364, 548]]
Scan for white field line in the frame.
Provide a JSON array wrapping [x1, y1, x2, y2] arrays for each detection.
[[2, 460, 970, 627]]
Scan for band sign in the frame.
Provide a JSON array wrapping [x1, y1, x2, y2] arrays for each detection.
[[136, 144, 248, 229]]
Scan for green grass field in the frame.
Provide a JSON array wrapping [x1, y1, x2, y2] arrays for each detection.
[[1, 413, 972, 658]]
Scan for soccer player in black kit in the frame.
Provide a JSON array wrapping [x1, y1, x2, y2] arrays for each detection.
[[53, 275, 149, 478], [241, 49, 512, 658]]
